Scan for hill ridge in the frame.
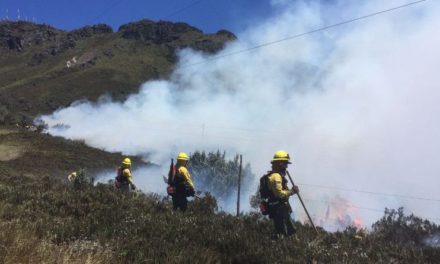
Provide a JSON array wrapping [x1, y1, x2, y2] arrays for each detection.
[[0, 19, 236, 126]]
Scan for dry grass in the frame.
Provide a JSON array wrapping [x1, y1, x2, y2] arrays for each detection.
[[0, 144, 24, 161], [0, 171, 439, 263], [0, 222, 114, 264], [0, 129, 439, 263]]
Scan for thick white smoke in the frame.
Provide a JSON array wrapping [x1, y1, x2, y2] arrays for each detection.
[[39, 0, 440, 229]]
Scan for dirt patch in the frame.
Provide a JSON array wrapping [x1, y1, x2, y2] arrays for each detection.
[[0, 144, 23, 161]]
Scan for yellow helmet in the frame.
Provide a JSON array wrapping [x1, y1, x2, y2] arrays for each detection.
[[271, 150, 292, 164], [67, 172, 77, 182], [177, 152, 189, 161], [122, 157, 131, 166]]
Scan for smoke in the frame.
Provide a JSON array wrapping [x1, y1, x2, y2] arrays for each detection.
[[38, 0, 440, 228], [94, 166, 169, 195], [93, 160, 254, 212], [423, 233, 440, 248]]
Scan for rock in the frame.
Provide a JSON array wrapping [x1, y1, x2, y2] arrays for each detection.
[[191, 39, 226, 54], [215, 29, 237, 40], [76, 51, 98, 67], [7, 36, 24, 51], [0, 21, 63, 51], [68, 24, 113, 40], [118, 19, 203, 44]]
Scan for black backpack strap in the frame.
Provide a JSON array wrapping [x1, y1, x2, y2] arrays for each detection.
[[116, 167, 129, 183]]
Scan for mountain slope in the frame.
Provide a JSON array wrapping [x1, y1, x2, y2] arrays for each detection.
[[0, 20, 236, 125]]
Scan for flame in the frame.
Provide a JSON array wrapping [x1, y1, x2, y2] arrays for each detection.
[[353, 218, 364, 229], [311, 195, 364, 231]]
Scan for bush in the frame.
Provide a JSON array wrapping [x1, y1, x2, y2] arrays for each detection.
[[372, 207, 440, 246], [189, 150, 255, 203], [1, 172, 440, 263]]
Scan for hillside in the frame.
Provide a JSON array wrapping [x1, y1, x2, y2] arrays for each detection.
[[1, 166, 439, 263], [0, 20, 235, 126], [1, 19, 440, 263]]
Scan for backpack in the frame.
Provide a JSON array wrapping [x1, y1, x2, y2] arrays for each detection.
[[259, 172, 272, 200], [115, 167, 130, 184], [170, 166, 194, 197]]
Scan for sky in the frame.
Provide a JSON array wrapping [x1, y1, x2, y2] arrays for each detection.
[[37, 0, 440, 230], [0, 0, 293, 34]]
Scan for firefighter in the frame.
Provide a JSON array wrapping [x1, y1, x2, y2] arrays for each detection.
[[67, 170, 89, 190], [67, 171, 78, 182], [169, 152, 195, 212], [115, 158, 136, 192], [267, 150, 299, 238], [67, 171, 80, 189]]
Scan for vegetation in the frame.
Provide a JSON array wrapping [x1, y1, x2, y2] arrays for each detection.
[[0, 130, 439, 263], [0, 172, 439, 263], [189, 150, 254, 204], [0, 20, 235, 126], [1, 19, 439, 263], [1, 145, 439, 263]]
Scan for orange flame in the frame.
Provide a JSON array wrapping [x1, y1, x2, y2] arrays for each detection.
[[313, 195, 364, 231]]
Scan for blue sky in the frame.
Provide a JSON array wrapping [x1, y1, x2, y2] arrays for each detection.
[[0, 0, 285, 34]]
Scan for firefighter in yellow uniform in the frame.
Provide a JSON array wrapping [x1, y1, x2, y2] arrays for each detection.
[[67, 171, 80, 189], [115, 158, 136, 192], [170, 152, 195, 211], [267, 150, 299, 238]]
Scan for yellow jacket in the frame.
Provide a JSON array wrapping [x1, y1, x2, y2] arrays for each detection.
[[268, 172, 290, 200], [122, 168, 134, 186], [67, 172, 77, 182], [177, 166, 194, 189]]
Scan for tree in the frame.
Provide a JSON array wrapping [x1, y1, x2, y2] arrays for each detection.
[[188, 150, 255, 205]]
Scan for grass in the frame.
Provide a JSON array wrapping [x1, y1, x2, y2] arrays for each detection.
[[0, 138, 439, 264], [1, 20, 439, 263], [0, 170, 439, 263], [0, 222, 114, 264], [0, 128, 145, 180], [0, 20, 234, 125]]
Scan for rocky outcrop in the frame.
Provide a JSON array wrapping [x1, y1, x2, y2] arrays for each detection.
[[1, 20, 236, 54], [215, 29, 236, 39], [0, 21, 63, 51], [68, 24, 113, 40], [0, 19, 238, 125], [118, 19, 236, 54], [0, 22, 113, 54], [118, 19, 203, 44]]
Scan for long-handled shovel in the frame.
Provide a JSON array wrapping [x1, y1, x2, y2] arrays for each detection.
[[286, 170, 319, 236]]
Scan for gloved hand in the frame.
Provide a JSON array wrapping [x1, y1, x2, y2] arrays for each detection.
[[290, 185, 299, 195]]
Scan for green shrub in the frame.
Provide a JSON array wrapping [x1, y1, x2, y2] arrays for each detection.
[[189, 150, 255, 204]]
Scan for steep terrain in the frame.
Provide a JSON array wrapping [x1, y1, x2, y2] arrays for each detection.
[[0, 20, 235, 125], [1, 20, 440, 263]]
